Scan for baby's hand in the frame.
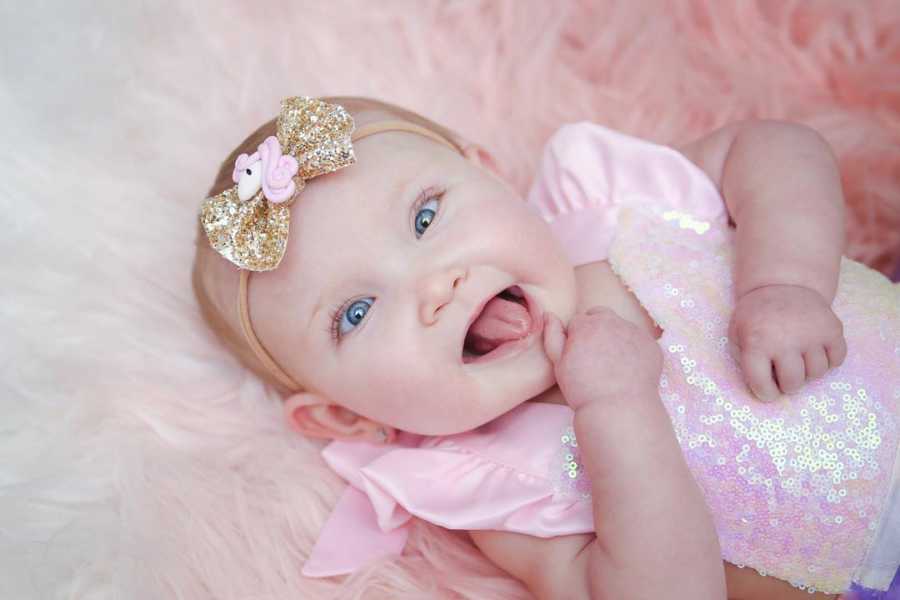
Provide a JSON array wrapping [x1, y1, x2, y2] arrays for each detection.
[[543, 307, 663, 411], [729, 284, 847, 401]]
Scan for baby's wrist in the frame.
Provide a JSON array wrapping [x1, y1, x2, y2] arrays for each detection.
[[572, 386, 675, 475], [737, 276, 834, 306], [737, 282, 828, 306], [565, 380, 660, 413]]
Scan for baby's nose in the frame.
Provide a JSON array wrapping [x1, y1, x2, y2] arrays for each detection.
[[418, 267, 467, 324]]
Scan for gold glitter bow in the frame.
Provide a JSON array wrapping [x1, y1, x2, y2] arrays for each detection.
[[199, 96, 356, 271]]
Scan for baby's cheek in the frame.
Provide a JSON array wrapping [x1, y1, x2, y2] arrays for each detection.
[[342, 349, 410, 396], [357, 360, 458, 433]]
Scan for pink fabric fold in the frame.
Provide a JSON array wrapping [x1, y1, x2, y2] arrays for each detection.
[[301, 485, 410, 578], [358, 445, 592, 534], [302, 402, 593, 578]]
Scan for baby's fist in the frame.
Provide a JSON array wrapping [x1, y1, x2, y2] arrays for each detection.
[[729, 284, 847, 402], [543, 307, 662, 411]]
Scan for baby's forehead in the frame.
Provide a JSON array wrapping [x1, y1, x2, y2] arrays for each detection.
[[296, 130, 463, 224], [296, 135, 440, 224], [310, 134, 446, 202]]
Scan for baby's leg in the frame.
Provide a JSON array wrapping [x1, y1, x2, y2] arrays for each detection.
[[724, 561, 840, 600]]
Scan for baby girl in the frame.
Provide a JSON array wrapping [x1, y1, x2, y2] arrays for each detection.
[[193, 96, 900, 599]]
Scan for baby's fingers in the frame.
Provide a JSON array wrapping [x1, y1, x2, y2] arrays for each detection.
[[803, 348, 829, 381], [742, 350, 780, 402], [826, 336, 848, 369], [774, 353, 805, 395], [542, 313, 566, 365]]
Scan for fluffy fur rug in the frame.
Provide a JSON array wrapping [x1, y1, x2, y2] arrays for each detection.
[[2, 1, 899, 598]]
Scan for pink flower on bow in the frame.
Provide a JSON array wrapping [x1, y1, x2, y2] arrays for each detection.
[[231, 136, 299, 203]]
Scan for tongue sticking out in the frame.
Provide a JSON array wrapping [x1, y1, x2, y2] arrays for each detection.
[[465, 295, 532, 355]]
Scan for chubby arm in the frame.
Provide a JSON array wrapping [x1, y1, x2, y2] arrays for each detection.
[[678, 119, 844, 301], [572, 387, 725, 598], [543, 309, 726, 599], [678, 120, 848, 400]]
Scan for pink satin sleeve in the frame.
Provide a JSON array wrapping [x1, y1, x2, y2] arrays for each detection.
[[526, 121, 728, 266], [302, 402, 592, 578]]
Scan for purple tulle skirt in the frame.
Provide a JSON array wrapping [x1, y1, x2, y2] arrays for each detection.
[[854, 256, 899, 597], [846, 568, 900, 600]]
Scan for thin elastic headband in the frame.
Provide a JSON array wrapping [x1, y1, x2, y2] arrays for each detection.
[[238, 119, 465, 392]]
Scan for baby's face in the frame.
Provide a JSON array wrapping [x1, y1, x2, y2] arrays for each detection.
[[248, 131, 577, 435]]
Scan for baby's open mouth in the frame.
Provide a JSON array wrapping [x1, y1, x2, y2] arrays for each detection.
[[462, 285, 535, 364]]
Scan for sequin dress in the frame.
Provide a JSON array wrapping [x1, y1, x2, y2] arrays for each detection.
[[302, 123, 900, 595]]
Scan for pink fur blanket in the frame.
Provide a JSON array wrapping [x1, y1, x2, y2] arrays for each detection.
[[2, 2, 898, 598]]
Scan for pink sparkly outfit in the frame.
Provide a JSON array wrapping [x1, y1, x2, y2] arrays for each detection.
[[303, 123, 900, 594]]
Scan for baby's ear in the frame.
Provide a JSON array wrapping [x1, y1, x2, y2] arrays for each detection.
[[283, 392, 394, 443], [462, 144, 501, 177]]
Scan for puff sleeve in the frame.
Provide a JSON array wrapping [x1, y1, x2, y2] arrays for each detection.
[[526, 122, 728, 266]]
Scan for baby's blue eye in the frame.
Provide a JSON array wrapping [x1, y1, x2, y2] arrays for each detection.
[[334, 298, 374, 338], [414, 197, 440, 238]]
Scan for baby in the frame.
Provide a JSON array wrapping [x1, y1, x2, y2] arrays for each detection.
[[193, 96, 900, 599]]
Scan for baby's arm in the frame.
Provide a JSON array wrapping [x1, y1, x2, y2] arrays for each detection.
[[679, 121, 847, 400], [541, 309, 726, 599]]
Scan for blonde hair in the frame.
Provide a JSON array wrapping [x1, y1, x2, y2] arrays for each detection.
[[192, 96, 470, 396]]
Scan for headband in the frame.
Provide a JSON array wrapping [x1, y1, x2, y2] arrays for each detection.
[[200, 96, 464, 392]]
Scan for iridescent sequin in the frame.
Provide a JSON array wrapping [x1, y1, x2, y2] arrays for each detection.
[[662, 209, 711, 235], [552, 426, 592, 499]]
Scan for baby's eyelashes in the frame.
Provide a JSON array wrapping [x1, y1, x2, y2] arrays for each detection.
[[332, 297, 374, 341]]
